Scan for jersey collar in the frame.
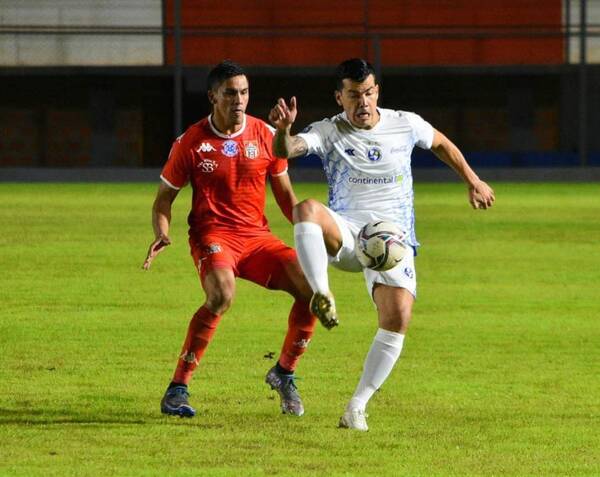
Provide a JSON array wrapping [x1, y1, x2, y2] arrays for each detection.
[[208, 114, 247, 139]]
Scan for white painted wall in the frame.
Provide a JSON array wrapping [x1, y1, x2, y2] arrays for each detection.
[[0, 0, 163, 65]]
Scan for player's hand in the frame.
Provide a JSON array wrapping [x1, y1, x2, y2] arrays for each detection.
[[269, 97, 297, 130], [142, 234, 171, 270], [469, 180, 495, 210]]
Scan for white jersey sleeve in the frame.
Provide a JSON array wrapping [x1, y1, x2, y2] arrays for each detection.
[[402, 111, 434, 150], [296, 120, 332, 157]]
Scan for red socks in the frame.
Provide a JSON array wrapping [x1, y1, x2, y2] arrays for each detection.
[[278, 301, 317, 372], [172, 306, 221, 384], [172, 301, 315, 384]]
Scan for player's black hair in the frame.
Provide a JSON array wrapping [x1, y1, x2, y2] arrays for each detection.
[[334, 58, 377, 91], [206, 60, 247, 91]]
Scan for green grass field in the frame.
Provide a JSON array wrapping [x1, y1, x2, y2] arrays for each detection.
[[1, 181, 599, 476]]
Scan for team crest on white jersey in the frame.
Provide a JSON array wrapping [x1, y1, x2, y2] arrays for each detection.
[[196, 142, 216, 153], [244, 140, 259, 159], [367, 146, 383, 162], [221, 140, 238, 157], [197, 158, 219, 173]]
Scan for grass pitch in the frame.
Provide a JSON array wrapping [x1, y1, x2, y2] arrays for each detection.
[[1, 181, 599, 476]]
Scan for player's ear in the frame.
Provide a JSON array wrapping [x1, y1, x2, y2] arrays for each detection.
[[207, 89, 216, 105], [334, 90, 342, 107]]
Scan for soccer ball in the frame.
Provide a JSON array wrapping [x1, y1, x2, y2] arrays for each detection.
[[355, 221, 408, 271]]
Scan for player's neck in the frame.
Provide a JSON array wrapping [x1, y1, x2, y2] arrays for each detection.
[[210, 113, 244, 136]]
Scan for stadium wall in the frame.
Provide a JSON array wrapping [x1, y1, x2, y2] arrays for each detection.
[[1, 0, 599, 174], [163, 0, 564, 66]]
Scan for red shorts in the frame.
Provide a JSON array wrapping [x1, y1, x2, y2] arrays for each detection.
[[189, 229, 298, 290]]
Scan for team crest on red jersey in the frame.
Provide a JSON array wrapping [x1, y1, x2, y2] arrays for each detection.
[[221, 140, 238, 157], [243, 140, 259, 159]]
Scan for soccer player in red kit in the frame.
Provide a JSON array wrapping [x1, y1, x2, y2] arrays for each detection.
[[142, 61, 318, 418]]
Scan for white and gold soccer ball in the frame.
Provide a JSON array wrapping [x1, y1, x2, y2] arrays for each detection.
[[355, 221, 408, 272]]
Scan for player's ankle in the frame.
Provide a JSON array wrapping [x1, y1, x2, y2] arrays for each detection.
[[275, 362, 293, 375]]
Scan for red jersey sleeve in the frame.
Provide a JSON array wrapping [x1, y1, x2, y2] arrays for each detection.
[[269, 156, 289, 176], [160, 135, 192, 189]]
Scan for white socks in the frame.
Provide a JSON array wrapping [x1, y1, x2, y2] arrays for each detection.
[[348, 328, 405, 412], [295, 222, 405, 413], [293, 222, 330, 294]]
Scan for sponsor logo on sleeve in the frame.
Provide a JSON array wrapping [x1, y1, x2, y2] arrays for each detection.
[[345, 148, 356, 156]]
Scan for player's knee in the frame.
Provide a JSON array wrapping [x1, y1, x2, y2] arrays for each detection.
[[205, 288, 235, 314], [380, 305, 412, 333], [293, 198, 322, 223]]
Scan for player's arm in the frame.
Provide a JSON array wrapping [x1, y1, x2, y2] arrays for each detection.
[[430, 129, 495, 210], [270, 172, 298, 224], [269, 97, 308, 158], [142, 182, 179, 270]]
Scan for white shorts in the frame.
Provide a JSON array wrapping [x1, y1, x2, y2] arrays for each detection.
[[324, 207, 417, 299]]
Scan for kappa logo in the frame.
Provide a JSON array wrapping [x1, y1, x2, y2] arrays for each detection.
[[404, 267, 414, 279], [244, 140, 259, 159], [197, 158, 218, 173], [196, 142, 216, 153], [345, 148, 356, 156]]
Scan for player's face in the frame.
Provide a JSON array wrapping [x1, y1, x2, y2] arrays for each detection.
[[209, 75, 249, 132], [335, 74, 380, 129]]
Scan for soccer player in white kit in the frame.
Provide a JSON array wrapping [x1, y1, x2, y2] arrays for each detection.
[[269, 58, 495, 431]]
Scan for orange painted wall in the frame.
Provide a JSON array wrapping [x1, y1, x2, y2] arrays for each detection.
[[164, 0, 563, 66]]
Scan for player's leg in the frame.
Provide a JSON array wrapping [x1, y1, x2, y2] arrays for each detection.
[[339, 288, 412, 431], [238, 238, 316, 416], [293, 199, 344, 328], [161, 238, 238, 418], [340, 251, 416, 431], [170, 267, 236, 385]]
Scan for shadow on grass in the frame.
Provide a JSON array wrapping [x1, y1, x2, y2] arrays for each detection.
[[0, 407, 149, 426], [0, 407, 236, 430]]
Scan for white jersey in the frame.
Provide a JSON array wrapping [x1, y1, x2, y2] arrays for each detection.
[[297, 108, 434, 247]]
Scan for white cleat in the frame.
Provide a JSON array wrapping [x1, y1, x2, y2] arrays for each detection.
[[310, 292, 338, 329], [339, 408, 369, 432]]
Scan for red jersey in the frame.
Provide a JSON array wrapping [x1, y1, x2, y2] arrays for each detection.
[[160, 114, 288, 234]]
